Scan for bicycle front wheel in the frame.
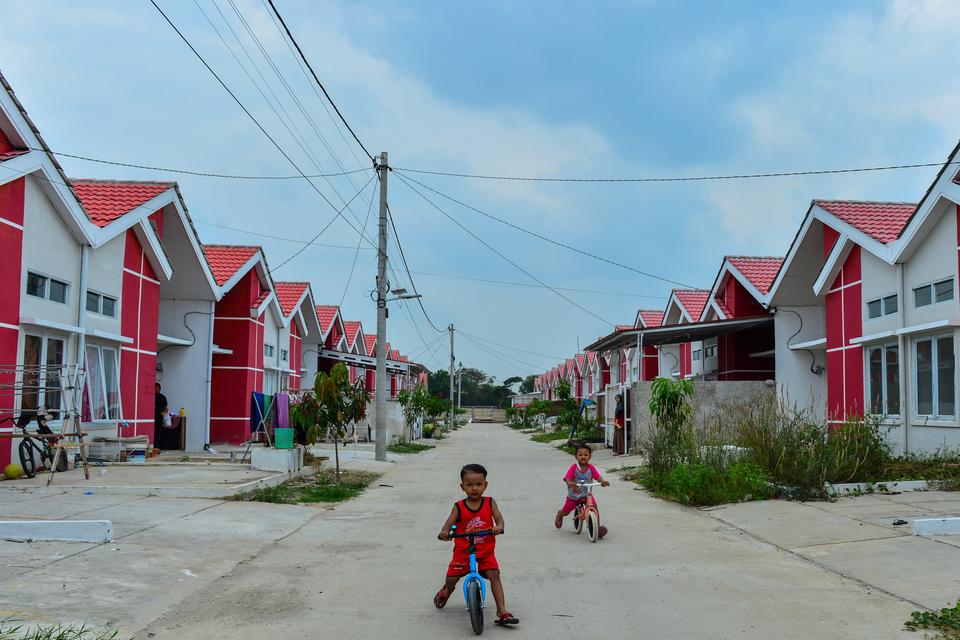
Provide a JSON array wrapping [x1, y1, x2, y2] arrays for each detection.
[[18, 439, 37, 479], [587, 510, 599, 543], [467, 579, 484, 635], [573, 508, 583, 534]]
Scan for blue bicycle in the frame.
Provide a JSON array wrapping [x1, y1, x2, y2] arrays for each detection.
[[447, 525, 499, 635]]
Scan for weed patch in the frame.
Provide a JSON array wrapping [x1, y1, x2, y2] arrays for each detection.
[[531, 427, 571, 443], [234, 469, 380, 505], [387, 442, 435, 454], [640, 462, 774, 507], [0, 619, 128, 640], [905, 600, 960, 638]]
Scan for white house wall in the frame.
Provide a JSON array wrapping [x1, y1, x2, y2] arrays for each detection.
[[902, 205, 959, 328], [773, 307, 827, 421], [20, 175, 81, 328], [157, 298, 214, 451], [85, 232, 124, 337], [659, 344, 681, 378]]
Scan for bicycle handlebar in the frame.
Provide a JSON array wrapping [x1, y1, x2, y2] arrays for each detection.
[[444, 527, 502, 540]]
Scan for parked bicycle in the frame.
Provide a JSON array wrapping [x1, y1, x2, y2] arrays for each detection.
[[3, 409, 67, 479], [444, 526, 501, 635]]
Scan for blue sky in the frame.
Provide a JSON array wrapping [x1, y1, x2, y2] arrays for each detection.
[[1, 0, 958, 381]]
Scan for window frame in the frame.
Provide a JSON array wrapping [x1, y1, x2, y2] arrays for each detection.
[[704, 345, 717, 358], [264, 344, 275, 358], [913, 278, 955, 309], [20, 331, 67, 421], [912, 333, 956, 419], [83, 343, 121, 423], [866, 342, 900, 417], [280, 348, 289, 362], [85, 290, 118, 318], [866, 293, 899, 319], [26, 271, 70, 305]]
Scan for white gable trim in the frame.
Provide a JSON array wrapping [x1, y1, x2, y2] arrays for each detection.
[[813, 235, 853, 298], [132, 219, 173, 281], [767, 211, 816, 303], [218, 252, 263, 297]]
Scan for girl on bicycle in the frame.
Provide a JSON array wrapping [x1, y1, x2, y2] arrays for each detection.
[[555, 443, 609, 530]]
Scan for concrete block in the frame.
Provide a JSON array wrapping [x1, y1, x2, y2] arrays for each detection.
[[251, 447, 303, 474], [0, 519, 112, 543], [913, 517, 960, 536]]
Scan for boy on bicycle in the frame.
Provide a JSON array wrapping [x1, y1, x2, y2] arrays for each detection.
[[555, 443, 609, 531], [434, 463, 519, 626]]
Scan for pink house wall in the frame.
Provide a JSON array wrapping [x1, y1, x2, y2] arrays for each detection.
[[0, 178, 24, 466]]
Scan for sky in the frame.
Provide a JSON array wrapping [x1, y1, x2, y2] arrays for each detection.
[[1, 0, 959, 382]]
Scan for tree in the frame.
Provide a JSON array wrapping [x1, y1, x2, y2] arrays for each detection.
[[503, 376, 523, 390], [519, 375, 536, 394], [396, 384, 429, 442], [313, 363, 370, 482]]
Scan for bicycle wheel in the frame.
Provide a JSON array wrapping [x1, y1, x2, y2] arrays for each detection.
[[573, 507, 583, 534], [52, 445, 68, 472], [18, 439, 37, 479], [586, 510, 599, 543], [467, 579, 484, 635]]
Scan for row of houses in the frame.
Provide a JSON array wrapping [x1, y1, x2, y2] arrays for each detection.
[[533, 142, 960, 456], [0, 70, 424, 467]]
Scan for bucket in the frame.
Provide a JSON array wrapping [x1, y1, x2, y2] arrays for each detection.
[[274, 428, 295, 450]]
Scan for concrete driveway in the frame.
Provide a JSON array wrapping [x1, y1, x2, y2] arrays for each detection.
[[131, 423, 919, 639]]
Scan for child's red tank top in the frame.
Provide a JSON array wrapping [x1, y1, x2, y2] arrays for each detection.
[[453, 497, 496, 560]]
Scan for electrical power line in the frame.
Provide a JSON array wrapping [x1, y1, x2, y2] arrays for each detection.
[[457, 329, 567, 361], [272, 173, 376, 270], [408, 270, 666, 299], [30, 147, 370, 180], [339, 179, 378, 305], [393, 160, 960, 183], [386, 203, 445, 333], [394, 171, 615, 327], [265, 0, 374, 162], [394, 169, 694, 289], [460, 333, 539, 374], [149, 0, 372, 244], [194, 219, 374, 249]]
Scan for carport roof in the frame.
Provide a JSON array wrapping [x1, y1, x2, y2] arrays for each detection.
[[585, 315, 773, 353]]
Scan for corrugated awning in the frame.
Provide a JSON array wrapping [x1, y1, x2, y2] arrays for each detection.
[[585, 315, 773, 353], [319, 349, 420, 373]]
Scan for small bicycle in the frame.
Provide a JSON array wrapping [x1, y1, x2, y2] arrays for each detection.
[[3, 410, 67, 479], [446, 526, 500, 635], [570, 482, 604, 543]]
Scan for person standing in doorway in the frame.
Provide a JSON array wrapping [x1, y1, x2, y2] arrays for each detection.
[[154, 382, 169, 443], [612, 393, 625, 456]]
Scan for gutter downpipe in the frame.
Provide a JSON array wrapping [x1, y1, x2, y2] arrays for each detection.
[[76, 245, 89, 428], [204, 300, 215, 448], [897, 263, 909, 454]]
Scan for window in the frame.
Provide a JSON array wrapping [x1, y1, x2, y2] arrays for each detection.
[[867, 344, 899, 416], [867, 294, 899, 319], [914, 279, 954, 308], [26, 272, 69, 304], [704, 345, 716, 358], [263, 370, 278, 396], [264, 344, 275, 358], [85, 291, 117, 317], [914, 334, 955, 417], [83, 345, 120, 421], [692, 349, 701, 361], [280, 349, 288, 362], [21, 334, 66, 420]]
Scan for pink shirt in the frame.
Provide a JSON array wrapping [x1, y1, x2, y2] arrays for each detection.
[[564, 463, 603, 499]]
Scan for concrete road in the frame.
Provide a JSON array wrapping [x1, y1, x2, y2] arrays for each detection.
[[140, 423, 916, 640]]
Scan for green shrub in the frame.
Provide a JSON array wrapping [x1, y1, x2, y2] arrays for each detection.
[[905, 599, 960, 637], [531, 427, 571, 443], [421, 423, 435, 439], [643, 462, 773, 506]]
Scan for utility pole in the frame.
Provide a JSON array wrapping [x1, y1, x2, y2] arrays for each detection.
[[457, 362, 463, 411], [374, 152, 389, 462], [448, 324, 455, 433]]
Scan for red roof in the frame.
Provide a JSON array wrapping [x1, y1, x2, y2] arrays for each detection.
[[343, 321, 362, 348], [575, 353, 586, 371], [251, 290, 271, 310], [399, 355, 409, 362], [714, 299, 733, 319], [673, 290, 710, 322], [815, 200, 916, 244], [727, 256, 784, 295], [274, 282, 309, 317], [565, 358, 575, 375], [389, 349, 400, 360], [587, 352, 596, 366], [0, 149, 27, 162], [637, 310, 664, 328], [316, 305, 340, 336], [71, 180, 173, 227], [615, 324, 633, 332], [203, 245, 260, 286], [364, 335, 377, 355]]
